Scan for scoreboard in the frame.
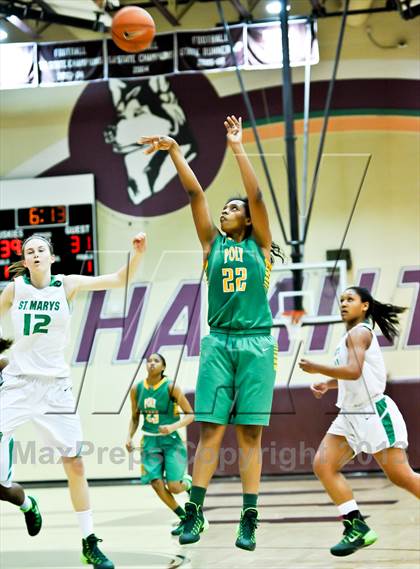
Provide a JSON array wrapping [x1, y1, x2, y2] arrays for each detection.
[[0, 174, 98, 285]]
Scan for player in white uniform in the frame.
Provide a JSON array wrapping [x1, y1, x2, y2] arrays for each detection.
[[0, 233, 146, 569], [299, 286, 420, 557]]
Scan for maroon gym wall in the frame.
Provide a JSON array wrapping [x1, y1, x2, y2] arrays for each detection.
[[186, 379, 419, 475]]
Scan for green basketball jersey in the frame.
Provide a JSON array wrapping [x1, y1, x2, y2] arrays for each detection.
[[205, 233, 272, 334], [136, 378, 180, 434]]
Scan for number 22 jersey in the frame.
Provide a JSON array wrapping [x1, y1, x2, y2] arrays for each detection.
[[205, 233, 273, 334]]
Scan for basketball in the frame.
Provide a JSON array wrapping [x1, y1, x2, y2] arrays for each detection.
[[111, 6, 156, 53]]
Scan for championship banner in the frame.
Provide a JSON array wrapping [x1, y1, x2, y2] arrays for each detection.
[[247, 21, 319, 68], [177, 26, 245, 72], [0, 22, 320, 90], [38, 40, 104, 84], [107, 33, 175, 79], [0, 43, 36, 89]]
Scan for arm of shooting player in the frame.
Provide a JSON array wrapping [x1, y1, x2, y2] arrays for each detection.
[[139, 135, 218, 255], [158, 383, 194, 435], [225, 115, 272, 255], [126, 386, 141, 452], [299, 327, 371, 380]]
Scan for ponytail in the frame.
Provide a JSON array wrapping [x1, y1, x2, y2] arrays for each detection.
[[270, 241, 286, 264], [8, 260, 28, 278], [349, 286, 406, 342]]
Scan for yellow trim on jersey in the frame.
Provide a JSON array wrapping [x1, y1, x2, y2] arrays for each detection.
[[264, 258, 272, 291], [144, 377, 167, 391], [173, 401, 181, 417], [273, 344, 278, 371]]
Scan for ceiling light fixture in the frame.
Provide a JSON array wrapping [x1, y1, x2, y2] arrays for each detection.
[[266, 2, 291, 15]]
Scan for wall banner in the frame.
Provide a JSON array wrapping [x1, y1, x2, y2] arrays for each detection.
[[177, 26, 245, 72], [38, 40, 105, 84], [0, 20, 318, 90], [247, 21, 319, 69], [107, 33, 175, 79], [0, 43, 36, 90]]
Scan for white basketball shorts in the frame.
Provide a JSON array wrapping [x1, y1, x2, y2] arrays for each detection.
[[327, 395, 408, 455], [0, 372, 83, 487]]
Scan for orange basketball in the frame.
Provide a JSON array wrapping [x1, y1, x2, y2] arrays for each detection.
[[111, 6, 156, 53]]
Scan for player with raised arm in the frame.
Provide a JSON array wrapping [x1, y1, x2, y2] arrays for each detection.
[[140, 115, 283, 551], [0, 232, 146, 569]]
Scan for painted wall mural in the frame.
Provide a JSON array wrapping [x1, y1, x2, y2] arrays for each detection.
[[1, 71, 418, 479]]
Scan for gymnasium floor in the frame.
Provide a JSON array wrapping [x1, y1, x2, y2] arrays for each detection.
[[1, 475, 419, 569]]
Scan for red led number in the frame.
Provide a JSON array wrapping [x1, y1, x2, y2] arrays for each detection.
[[70, 235, 81, 254], [0, 239, 22, 259]]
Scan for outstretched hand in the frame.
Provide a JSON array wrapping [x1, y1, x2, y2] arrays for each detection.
[[132, 232, 147, 254], [224, 115, 242, 145], [138, 135, 176, 155]]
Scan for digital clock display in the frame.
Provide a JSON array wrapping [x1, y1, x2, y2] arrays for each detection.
[[0, 203, 98, 284], [17, 205, 67, 227]]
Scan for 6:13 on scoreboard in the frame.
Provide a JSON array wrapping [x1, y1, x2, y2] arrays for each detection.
[[0, 203, 98, 285]]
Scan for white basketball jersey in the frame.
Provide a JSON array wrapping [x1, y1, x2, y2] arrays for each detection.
[[335, 322, 387, 410], [6, 275, 70, 378]]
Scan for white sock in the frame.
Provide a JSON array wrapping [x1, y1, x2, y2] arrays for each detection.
[[337, 499, 359, 516], [76, 510, 94, 539], [19, 495, 32, 512], [182, 475, 192, 492]]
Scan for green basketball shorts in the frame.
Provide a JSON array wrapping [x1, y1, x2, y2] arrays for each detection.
[[140, 431, 188, 484], [195, 332, 278, 426]]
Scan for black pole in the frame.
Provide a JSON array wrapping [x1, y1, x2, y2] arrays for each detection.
[[279, 2, 302, 309]]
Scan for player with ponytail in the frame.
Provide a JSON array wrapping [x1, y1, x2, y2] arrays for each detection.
[[0, 231, 146, 568], [299, 286, 419, 557]]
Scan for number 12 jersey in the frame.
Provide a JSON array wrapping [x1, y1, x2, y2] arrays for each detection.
[[7, 275, 70, 378]]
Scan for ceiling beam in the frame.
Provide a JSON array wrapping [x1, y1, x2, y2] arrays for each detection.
[[229, 0, 252, 20], [34, 0, 56, 12], [0, 0, 109, 31], [177, 0, 196, 21], [6, 14, 38, 38], [149, 0, 180, 25]]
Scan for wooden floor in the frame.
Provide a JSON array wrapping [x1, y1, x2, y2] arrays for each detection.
[[1, 475, 419, 569]]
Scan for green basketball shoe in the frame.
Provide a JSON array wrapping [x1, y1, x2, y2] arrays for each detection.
[[23, 496, 42, 537], [179, 502, 209, 545], [330, 518, 378, 557], [171, 516, 186, 537], [235, 507, 258, 551], [81, 534, 114, 568]]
